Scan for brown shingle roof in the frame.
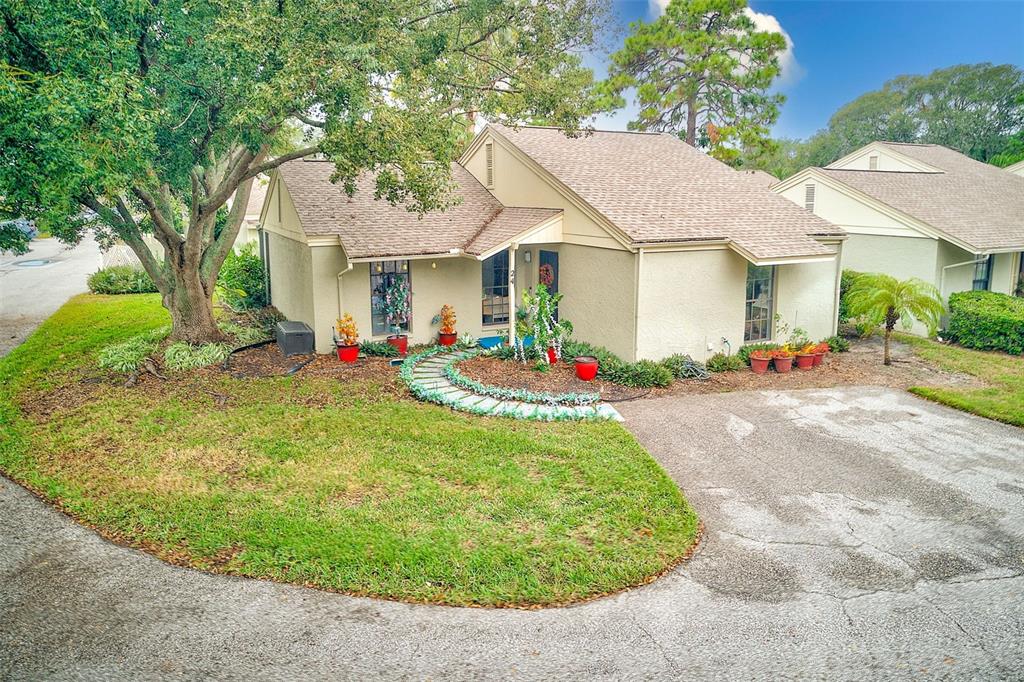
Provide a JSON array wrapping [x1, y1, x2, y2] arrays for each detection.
[[820, 143, 1024, 252], [736, 169, 780, 188], [489, 124, 842, 260], [277, 160, 560, 259]]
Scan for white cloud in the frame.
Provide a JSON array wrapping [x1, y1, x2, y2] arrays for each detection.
[[646, 1, 804, 87]]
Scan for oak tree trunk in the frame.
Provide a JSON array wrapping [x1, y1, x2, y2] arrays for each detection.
[[163, 264, 225, 345]]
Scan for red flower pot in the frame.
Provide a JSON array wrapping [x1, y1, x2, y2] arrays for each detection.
[[336, 344, 359, 363], [750, 356, 771, 374], [812, 352, 824, 367], [574, 356, 599, 381], [547, 346, 558, 364], [796, 353, 815, 370], [387, 334, 408, 355], [438, 332, 457, 346], [773, 356, 793, 373]]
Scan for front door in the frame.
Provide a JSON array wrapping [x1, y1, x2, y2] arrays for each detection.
[[539, 250, 559, 320]]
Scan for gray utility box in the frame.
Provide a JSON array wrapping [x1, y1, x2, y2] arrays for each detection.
[[275, 321, 315, 356]]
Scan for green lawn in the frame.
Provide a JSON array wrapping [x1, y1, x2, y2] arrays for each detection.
[[0, 294, 698, 607], [897, 333, 1024, 427]]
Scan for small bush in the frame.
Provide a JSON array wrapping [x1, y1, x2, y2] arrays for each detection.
[[487, 343, 519, 361], [217, 243, 267, 310], [602, 359, 674, 388], [947, 291, 1024, 355], [360, 340, 399, 357], [219, 320, 269, 346], [838, 269, 862, 324], [87, 266, 157, 295], [97, 326, 170, 373], [737, 342, 780, 365], [660, 354, 709, 380], [823, 335, 850, 353], [706, 353, 745, 372], [164, 342, 232, 371]]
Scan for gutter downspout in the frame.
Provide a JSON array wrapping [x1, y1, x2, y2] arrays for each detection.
[[508, 243, 518, 346], [336, 260, 354, 320], [633, 248, 644, 362], [940, 254, 988, 298]]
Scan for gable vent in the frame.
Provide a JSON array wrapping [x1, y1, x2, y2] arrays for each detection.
[[868, 155, 879, 170], [804, 183, 816, 211], [485, 141, 494, 188]]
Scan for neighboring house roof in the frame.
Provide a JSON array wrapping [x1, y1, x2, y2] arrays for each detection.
[[736, 169, 779, 188], [276, 160, 560, 260], [1004, 159, 1024, 177], [486, 124, 842, 262], [817, 142, 1024, 252], [245, 176, 269, 222]]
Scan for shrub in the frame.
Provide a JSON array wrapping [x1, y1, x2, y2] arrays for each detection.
[[87, 266, 157, 294], [97, 326, 170, 373], [164, 342, 232, 371], [218, 320, 268, 346], [838, 269, 862, 323], [359, 340, 399, 357], [217, 243, 267, 310], [947, 291, 1024, 355], [823, 335, 850, 353], [601, 359, 673, 388], [706, 352, 745, 372], [737, 342, 780, 365], [660, 354, 709, 380]]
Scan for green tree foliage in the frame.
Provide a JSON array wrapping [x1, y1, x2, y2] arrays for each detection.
[[0, 0, 608, 342], [600, 0, 786, 161], [845, 273, 945, 366], [742, 63, 1024, 177]]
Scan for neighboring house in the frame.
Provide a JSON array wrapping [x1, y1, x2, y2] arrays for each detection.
[[230, 175, 269, 251], [775, 142, 1024, 331], [1004, 159, 1024, 177], [260, 125, 845, 359]]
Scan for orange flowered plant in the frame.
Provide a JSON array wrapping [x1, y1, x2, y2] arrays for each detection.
[[814, 341, 830, 354], [770, 347, 795, 359], [335, 314, 358, 346], [439, 304, 457, 335]]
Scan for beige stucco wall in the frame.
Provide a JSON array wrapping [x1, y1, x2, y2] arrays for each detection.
[[776, 252, 842, 342], [267, 231, 314, 332], [842, 234, 939, 284], [989, 252, 1020, 296]]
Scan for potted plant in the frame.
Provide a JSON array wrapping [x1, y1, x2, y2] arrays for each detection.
[[574, 355, 599, 381], [749, 349, 772, 374], [521, 284, 572, 365], [812, 341, 830, 366], [436, 304, 457, 346], [771, 347, 794, 373], [795, 343, 817, 370], [334, 314, 359, 362], [382, 278, 411, 355]]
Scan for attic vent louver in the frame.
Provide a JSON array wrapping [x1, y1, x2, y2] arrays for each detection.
[[869, 155, 879, 170], [485, 141, 494, 188], [804, 183, 816, 211]]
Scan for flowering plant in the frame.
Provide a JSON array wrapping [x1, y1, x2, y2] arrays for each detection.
[[382, 278, 411, 335], [335, 314, 358, 346], [519, 283, 573, 364], [814, 341, 830, 354], [539, 263, 555, 287], [798, 343, 818, 355], [770, 347, 794, 359], [750, 349, 773, 360], [439, 304, 456, 334]]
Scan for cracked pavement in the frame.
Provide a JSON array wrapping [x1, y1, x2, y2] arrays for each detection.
[[2, 386, 1023, 679]]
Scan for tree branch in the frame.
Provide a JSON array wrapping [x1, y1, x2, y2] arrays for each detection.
[[242, 145, 320, 180]]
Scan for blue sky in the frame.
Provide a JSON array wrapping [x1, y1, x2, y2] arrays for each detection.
[[591, 0, 1024, 139]]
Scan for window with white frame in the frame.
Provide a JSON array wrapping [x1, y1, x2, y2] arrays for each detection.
[[744, 263, 775, 342], [481, 251, 509, 325], [369, 260, 411, 336], [972, 255, 992, 291]]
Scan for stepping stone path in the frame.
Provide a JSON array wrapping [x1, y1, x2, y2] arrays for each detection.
[[406, 350, 623, 422]]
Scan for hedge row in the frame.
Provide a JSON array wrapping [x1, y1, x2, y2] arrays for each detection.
[[947, 291, 1024, 355]]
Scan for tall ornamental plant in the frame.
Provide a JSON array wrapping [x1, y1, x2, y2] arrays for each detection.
[[517, 284, 573, 364], [845, 273, 945, 365], [383, 278, 411, 337]]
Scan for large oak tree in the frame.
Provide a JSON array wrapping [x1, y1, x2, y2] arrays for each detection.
[[0, 0, 606, 343]]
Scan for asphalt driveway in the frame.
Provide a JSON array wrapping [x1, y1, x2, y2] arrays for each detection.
[[2, 386, 1022, 679], [0, 236, 102, 356]]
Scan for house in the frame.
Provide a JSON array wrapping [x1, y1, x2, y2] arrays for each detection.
[[1004, 159, 1024, 177], [231, 175, 269, 250], [774, 142, 1024, 330], [258, 125, 846, 359]]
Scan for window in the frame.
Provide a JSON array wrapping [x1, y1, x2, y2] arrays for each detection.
[[744, 263, 775, 342], [868, 155, 879, 170], [481, 251, 509, 325], [485, 142, 494, 188], [804, 183, 815, 211], [370, 260, 411, 336], [972, 255, 992, 291]]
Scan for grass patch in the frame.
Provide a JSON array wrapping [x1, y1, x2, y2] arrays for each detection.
[[898, 333, 1024, 427], [0, 294, 698, 607]]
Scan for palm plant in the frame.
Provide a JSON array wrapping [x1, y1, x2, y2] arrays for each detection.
[[845, 273, 945, 365]]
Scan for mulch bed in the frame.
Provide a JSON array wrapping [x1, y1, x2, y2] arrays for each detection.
[[455, 355, 657, 402]]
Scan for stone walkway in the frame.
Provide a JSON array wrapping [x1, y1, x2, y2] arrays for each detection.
[[406, 350, 623, 421]]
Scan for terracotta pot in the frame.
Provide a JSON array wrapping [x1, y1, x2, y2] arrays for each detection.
[[438, 332, 457, 347], [773, 356, 793, 373], [750, 356, 771, 374], [796, 353, 815, 370], [546, 346, 558, 365], [387, 334, 408, 355], [812, 352, 824, 367], [574, 356, 599, 381], [336, 344, 359, 363]]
